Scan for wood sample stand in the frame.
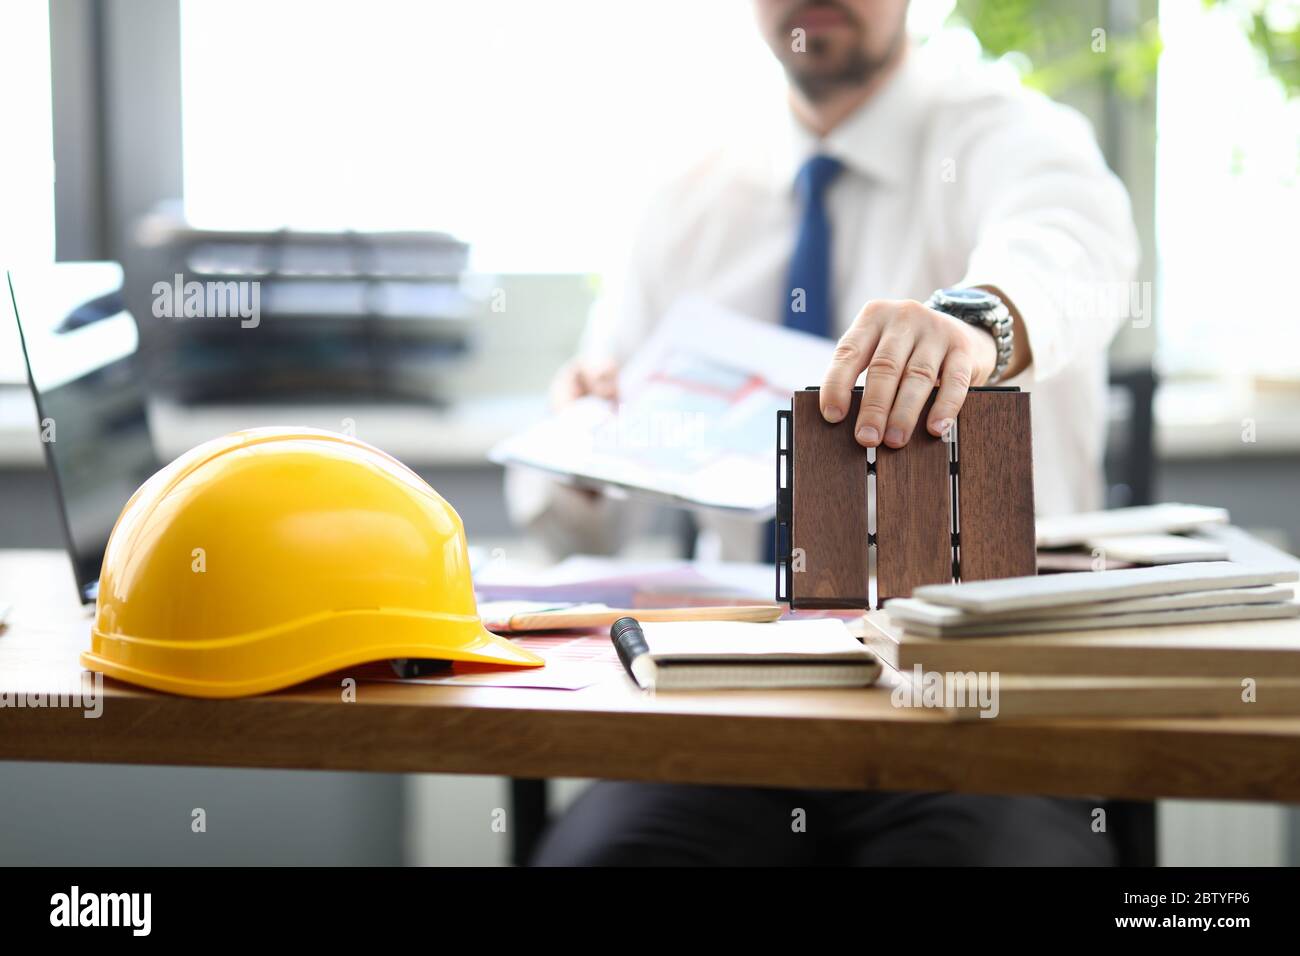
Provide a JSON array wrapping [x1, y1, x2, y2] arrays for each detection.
[[776, 386, 1036, 609]]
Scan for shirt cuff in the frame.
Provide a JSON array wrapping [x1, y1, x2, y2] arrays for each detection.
[[959, 258, 1067, 383]]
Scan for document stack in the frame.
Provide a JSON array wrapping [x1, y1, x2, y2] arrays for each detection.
[[139, 214, 481, 404]]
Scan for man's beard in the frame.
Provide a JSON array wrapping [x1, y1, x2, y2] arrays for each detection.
[[788, 45, 880, 102], [781, 4, 906, 102]]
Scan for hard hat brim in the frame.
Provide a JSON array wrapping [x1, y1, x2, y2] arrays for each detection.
[[82, 611, 545, 699]]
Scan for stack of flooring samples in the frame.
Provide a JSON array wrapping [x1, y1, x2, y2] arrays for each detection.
[[863, 562, 1300, 719], [1035, 503, 1232, 568], [1034, 503, 1230, 548], [890, 563, 1298, 637]]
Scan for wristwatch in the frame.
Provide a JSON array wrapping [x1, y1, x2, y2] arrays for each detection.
[[925, 287, 1014, 384]]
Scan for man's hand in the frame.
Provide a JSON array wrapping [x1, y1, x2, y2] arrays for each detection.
[[819, 299, 998, 446], [550, 356, 619, 408], [545, 357, 621, 503]]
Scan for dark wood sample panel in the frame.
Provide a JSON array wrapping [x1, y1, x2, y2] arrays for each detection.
[[779, 386, 1036, 610], [957, 389, 1037, 582], [874, 393, 954, 604], [790, 390, 869, 608]]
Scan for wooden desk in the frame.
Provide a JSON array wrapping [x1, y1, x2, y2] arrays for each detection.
[[2, 545, 1300, 802]]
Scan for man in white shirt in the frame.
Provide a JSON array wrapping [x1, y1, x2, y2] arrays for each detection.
[[513, 0, 1139, 560], [531, 0, 1138, 865]]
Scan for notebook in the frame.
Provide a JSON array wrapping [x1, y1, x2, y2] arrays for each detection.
[[622, 619, 880, 691]]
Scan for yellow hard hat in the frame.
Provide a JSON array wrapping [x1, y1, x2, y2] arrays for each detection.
[[81, 426, 542, 697]]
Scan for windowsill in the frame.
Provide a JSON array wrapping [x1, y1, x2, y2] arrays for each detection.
[[0, 386, 547, 469], [1155, 378, 1300, 459], [6, 378, 1298, 469]]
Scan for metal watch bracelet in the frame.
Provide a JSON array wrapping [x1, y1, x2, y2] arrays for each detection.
[[924, 291, 1014, 384]]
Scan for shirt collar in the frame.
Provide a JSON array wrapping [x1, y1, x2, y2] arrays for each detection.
[[780, 44, 929, 190]]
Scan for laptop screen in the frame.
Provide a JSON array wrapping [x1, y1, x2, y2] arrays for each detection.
[[7, 264, 159, 603]]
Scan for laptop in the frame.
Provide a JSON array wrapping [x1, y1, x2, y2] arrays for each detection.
[[6, 264, 159, 605]]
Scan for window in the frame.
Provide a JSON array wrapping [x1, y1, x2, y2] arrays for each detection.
[[0, 0, 54, 265], [180, 0, 785, 274], [1155, 0, 1300, 379], [0, 0, 54, 383]]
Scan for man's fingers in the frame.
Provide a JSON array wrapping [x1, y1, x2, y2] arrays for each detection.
[[883, 343, 945, 448], [854, 329, 912, 447], [550, 358, 620, 408], [549, 362, 583, 408], [820, 321, 881, 423], [577, 360, 620, 403], [928, 351, 974, 437], [586, 365, 619, 402]]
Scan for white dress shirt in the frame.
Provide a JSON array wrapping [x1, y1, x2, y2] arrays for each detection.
[[511, 44, 1139, 559]]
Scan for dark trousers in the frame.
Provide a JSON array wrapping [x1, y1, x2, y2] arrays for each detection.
[[532, 783, 1116, 866]]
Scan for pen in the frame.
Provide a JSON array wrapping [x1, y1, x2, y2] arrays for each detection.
[[610, 616, 652, 687]]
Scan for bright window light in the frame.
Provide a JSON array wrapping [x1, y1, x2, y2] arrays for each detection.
[[180, 0, 785, 274], [1155, 0, 1300, 379], [0, 0, 55, 265], [0, 0, 55, 383]]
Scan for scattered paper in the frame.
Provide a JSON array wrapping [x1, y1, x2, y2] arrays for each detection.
[[364, 635, 623, 691]]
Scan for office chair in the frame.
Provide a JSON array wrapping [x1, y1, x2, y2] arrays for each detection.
[[1105, 366, 1158, 509], [1102, 364, 1161, 866]]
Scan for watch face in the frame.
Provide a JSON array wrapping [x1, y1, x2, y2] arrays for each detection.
[[936, 287, 998, 310]]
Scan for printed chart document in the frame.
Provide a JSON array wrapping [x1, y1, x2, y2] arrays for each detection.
[[489, 298, 832, 516]]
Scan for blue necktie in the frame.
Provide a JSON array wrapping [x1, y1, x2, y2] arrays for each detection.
[[783, 154, 844, 338], [768, 154, 843, 566]]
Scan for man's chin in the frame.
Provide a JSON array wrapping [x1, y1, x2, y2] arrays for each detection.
[[786, 60, 875, 101]]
